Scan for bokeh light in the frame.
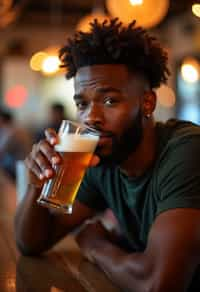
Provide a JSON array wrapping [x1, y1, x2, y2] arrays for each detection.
[[129, 0, 143, 5], [4, 85, 28, 108], [106, 0, 169, 28], [192, 4, 200, 18], [41, 55, 61, 75], [156, 85, 176, 108], [181, 58, 200, 83], [30, 51, 48, 71]]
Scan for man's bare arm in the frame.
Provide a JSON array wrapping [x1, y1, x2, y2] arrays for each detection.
[[14, 185, 95, 256], [14, 128, 96, 256], [76, 208, 200, 292]]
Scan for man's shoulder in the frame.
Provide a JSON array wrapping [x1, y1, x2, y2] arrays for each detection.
[[155, 119, 200, 169], [170, 118, 199, 134], [158, 119, 200, 145]]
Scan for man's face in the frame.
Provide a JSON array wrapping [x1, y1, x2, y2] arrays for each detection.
[[74, 64, 146, 164]]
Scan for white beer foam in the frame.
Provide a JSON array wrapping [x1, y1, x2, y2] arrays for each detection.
[[55, 133, 99, 152]]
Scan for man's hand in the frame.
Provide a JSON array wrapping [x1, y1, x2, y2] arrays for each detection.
[[25, 127, 100, 189], [75, 220, 109, 263], [24, 128, 61, 188]]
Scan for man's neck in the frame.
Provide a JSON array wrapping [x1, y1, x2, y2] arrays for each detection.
[[119, 119, 157, 177]]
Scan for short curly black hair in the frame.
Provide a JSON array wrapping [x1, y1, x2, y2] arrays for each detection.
[[59, 18, 170, 88]]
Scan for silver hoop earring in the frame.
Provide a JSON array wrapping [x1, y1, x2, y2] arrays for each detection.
[[145, 113, 151, 119]]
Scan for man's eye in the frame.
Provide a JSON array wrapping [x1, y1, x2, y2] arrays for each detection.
[[104, 97, 117, 106]]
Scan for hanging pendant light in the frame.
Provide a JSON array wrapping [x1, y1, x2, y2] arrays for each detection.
[[106, 0, 169, 28], [29, 1, 64, 76]]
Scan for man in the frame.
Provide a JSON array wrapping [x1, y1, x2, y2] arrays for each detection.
[[0, 108, 32, 179], [15, 19, 200, 291]]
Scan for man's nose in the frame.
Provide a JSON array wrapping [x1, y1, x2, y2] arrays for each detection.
[[84, 103, 103, 127]]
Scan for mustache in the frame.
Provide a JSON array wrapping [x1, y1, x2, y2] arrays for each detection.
[[100, 132, 113, 137], [89, 126, 113, 138]]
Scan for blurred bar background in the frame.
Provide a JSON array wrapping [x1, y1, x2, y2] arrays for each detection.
[[0, 0, 199, 181], [0, 0, 200, 125]]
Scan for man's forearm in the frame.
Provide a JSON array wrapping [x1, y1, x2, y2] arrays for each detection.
[[14, 184, 53, 255], [92, 239, 151, 292]]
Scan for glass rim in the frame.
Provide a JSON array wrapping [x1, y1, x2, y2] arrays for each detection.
[[61, 119, 100, 136]]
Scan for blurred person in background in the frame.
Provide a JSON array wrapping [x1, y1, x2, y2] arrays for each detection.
[[15, 19, 200, 292], [0, 108, 32, 179], [34, 102, 67, 142]]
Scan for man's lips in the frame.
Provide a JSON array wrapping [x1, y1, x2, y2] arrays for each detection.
[[98, 132, 113, 146], [89, 127, 113, 146]]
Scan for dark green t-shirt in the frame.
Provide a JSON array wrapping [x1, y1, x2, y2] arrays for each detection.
[[77, 119, 200, 289]]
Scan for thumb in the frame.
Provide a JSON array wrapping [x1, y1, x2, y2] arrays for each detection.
[[90, 155, 100, 167]]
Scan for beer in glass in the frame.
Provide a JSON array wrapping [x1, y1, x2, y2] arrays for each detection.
[[37, 120, 99, 214]]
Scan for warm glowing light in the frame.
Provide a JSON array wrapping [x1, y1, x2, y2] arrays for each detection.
[[76, 12, 110, 32], [30, 51, 47, 71], [181, 65, 199, 83], [4, 85, 28, 108], [30, 46, 62, 75], [129, 0, 143, 6], [156, 85, 176, 108], [106, 0, 169, 28], [41, 55, 60, 75], [181, 58, 200, 83], [192, 4, 200, 18]]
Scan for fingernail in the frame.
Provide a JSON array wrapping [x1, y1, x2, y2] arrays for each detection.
[[45, 169, 53, 178], [52, 156, 60, 164], [50, 137, 56, 145], [39, 173, 44, 180]]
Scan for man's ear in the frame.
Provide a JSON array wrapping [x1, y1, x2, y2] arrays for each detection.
[[142, 91, 157, 117]]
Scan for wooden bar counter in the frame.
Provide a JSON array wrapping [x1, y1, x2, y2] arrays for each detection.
[[0, 171, 120, 292]]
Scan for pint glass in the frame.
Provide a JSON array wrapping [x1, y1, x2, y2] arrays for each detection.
[[37, 120, 99, 214]]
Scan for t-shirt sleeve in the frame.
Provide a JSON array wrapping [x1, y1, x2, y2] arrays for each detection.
[[76, 168, 108, 211], [157, 135, 200, 215]]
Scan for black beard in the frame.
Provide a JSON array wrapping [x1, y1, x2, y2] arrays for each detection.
[[97, 109, 143, 166]]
